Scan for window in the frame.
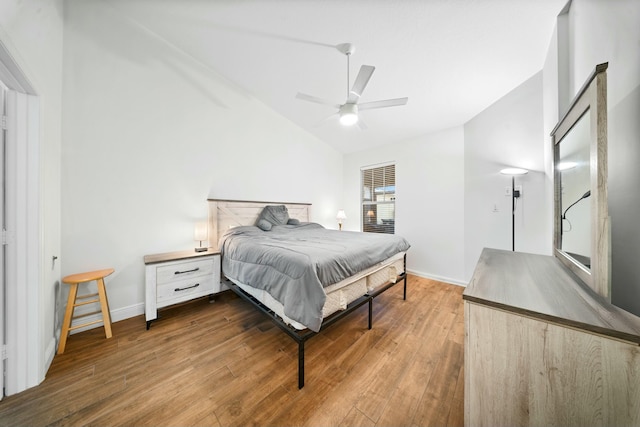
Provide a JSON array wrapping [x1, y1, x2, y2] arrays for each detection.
[[361, 163, 395, 234]]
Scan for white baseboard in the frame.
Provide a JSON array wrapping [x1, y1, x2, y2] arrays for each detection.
[[44, 337, 57, 376], [407, 269, 467, 287], [69, 302, 145, 335]]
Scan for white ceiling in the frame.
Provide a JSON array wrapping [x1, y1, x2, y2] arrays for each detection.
[[108, 0, 566, 154]]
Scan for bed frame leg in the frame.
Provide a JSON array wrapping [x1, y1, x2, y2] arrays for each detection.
[[403, 254, 408, 301], [298, 341, 305, 389], [403, 275, 407, 301], [368, 298, 373, 330]]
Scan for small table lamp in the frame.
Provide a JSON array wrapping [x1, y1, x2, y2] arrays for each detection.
[[336, 210, 347, 230], [194, 221, 208, 252], [366, 210, 375, 223]]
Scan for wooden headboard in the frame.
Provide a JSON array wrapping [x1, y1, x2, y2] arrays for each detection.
[[207, 199, 311, 248]]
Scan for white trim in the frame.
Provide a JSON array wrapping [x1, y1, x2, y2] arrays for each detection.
[[4, 91, 41, 395], [0, 32, 45, 398], [360, 160, 396, 171], [407, 268, 467, 287], [0, 81, 5, 400], [0, 39, 35, 94], [67, 302, 145, 335]]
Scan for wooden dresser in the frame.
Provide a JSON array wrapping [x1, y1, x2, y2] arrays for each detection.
[[463, 248, 640, 426]]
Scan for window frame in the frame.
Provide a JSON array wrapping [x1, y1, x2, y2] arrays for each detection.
[[360, 162, 396, 234]]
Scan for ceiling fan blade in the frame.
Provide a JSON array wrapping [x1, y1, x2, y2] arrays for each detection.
[[314, 112, 338, 127], [358, 97, 408, 111], [296, 92, 340, 108], [347, 65, 375, 103], [356, 117, 368, 130]]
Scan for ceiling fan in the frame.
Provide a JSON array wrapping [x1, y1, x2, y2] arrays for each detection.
[[296, 43, 408, 128]]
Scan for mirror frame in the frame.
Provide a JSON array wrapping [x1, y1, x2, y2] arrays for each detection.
[[551, 63, 610, 299]]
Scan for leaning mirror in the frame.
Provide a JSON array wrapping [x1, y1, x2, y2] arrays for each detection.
[[558, 111, 591, 264], [551, 63, 610, 299]]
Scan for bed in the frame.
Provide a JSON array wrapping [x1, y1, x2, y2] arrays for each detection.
[[208, 199, 410, 388]]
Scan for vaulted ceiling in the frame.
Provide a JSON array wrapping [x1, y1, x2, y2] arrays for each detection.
[[108, 0, 565, 153]]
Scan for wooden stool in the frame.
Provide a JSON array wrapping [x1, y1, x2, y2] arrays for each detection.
[[58, 268, 114, 354]]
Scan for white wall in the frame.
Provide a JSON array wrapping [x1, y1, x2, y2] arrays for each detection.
[[464, 72, 551, 280], [344, 127, 466, 285], [543, 21, 560, 237], [554, 0, 640, 316], [62, 1, 342, 322], [0, 0, 64, 384]]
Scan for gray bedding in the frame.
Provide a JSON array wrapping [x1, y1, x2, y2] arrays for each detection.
[[219, 222, 410, 332]]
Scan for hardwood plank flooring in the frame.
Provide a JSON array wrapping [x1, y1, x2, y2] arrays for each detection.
[[0, 275, 465, 426]]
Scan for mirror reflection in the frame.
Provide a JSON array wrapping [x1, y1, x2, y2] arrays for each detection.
[[558, 110, 591, 268]]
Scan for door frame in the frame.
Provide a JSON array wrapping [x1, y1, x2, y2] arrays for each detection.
[[0, 38, 42, 397], [0, 77, 6, 400]]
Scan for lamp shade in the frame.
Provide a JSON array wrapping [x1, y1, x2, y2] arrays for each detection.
[[194, 221, 208, 242], [500, 167, 528, 175], [336, 210, 347, 221]]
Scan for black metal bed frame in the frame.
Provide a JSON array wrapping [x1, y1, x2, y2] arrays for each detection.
[[225, 255, 407, 389]]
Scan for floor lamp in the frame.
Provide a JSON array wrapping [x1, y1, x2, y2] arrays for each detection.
[[500, 167, 528, 251]]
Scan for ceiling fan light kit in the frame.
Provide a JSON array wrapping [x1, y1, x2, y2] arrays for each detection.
[[339, 104, 358, 126], [296, 42, 408, 128]]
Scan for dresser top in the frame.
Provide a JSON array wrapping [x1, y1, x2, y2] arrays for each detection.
[[463, 248, 640, 344], [144, 248, 219, 265]]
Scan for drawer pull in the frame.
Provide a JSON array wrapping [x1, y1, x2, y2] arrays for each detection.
[[174, 267, 199, 275], [175, 283, 200, 292]]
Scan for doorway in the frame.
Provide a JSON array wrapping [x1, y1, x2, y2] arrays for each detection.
[[0, 40, 42, 397]]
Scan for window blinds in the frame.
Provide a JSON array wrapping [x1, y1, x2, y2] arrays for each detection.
[[361, 163, 395, 234]]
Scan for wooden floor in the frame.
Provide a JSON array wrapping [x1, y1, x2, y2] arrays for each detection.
[[0, 275, 465, 427]]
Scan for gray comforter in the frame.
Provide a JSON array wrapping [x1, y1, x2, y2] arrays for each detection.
[[219, 222, 410, 332]]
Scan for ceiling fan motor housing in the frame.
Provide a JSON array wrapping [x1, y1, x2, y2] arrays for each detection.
[[336, 43, 356, 56]]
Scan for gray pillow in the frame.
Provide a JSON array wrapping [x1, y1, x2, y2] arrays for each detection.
[[256, 219, 272, 231], [256, 205, 289, 226], [287, 218, 300, 225]]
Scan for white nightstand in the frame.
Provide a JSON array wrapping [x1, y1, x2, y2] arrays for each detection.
[[144, 248, 221, 329]]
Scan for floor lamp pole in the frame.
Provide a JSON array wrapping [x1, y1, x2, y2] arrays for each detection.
[[500, 167, 527, 252], [511, 175, 515, 251]]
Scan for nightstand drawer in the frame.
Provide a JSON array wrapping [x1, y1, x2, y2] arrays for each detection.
[[157, 275, 215, 306], [156, 258, 214, 285]]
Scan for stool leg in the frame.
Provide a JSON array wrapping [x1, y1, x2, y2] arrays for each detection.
[[58, 283, 78, 355], [97, 278, 113, 339]]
